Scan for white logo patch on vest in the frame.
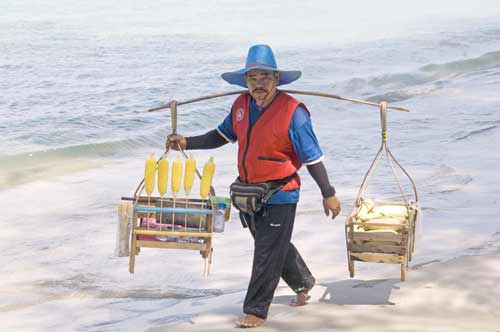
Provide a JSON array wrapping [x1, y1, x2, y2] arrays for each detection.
[[235, 107, 245, 122]]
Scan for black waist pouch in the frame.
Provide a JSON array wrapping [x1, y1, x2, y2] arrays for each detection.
[[229, 176, 293, 216]]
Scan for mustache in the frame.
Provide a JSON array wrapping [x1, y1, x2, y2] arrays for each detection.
[[252, 88, 268, 93]]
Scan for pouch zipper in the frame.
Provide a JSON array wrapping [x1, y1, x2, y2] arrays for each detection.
[[241, 92, 281, 182], [257, 156, 287, 163], [241, 124, 253, 182]]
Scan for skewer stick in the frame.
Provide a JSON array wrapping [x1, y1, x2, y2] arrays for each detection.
[[147, 196, 151, 230], [157, 154, 170, 231], [199, 200, 204, 232], [184, 197, 189, 230], [172, 194, 177, 232], [180, 146, 190, 232], [171, 155, 184, 232], [159, 196, 163, 231]]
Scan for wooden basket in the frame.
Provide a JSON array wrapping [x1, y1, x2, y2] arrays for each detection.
[[345, 200, 418, 281]]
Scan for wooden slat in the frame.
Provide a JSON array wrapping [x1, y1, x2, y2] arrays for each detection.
[[122, 196, 209, 204], [135, 205, 213, 215], [372, 200, 407, 206], [351, 232, 405, 243], [349, 241, 408, 252], [352, 240, 407, 248], [347, 221, 408, 229], [134, 229, 212, 238], [136, 240, 208, 251], [350, 252, 403, 264], [348, 243, 407, 255]]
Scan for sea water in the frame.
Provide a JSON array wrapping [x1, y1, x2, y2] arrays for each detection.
[[1, 1, 500, 331]]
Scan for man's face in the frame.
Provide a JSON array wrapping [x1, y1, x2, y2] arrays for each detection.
[[244, 69, 279, 99]]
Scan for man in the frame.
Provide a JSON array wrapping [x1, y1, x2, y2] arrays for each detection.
[[167, 44, 340, 328]]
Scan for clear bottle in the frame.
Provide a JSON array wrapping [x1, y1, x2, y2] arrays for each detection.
[[213, 202, 226, 233]]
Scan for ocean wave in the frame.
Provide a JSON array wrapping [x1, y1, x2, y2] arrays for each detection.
[[420, 164, 473, 195], [0, 135, 165, 188], [366, 87, 437, 103], [420, 50, 500, 75], [453, 125, 499, 141], [341, 50, 500, 102]]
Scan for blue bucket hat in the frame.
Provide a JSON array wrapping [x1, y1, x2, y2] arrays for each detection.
[[221, 44, 302, 88]]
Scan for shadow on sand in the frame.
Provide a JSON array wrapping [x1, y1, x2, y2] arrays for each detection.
[[273, 278, 400, 306]]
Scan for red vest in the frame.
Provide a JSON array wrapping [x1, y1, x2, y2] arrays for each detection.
[[231, 92, 308, 191]]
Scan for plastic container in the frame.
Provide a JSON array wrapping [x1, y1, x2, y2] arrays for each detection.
[[210, 196, 231, 221], [213, 202, 226, 233]]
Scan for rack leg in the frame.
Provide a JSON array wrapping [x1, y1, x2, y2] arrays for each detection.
[[401, 260, 406, 281], [129, 235, 137, 274], [410, 211, 417, 255], [348, 255, 355, 278], [203, 257, 208, 277], [411, 222, 416, 254], [408, 242, 413, 262], [207, 248, 213, 276]]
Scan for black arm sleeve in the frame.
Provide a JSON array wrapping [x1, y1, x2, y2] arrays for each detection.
[[306, 161, 336, 198], [185, 129, 229, 150]]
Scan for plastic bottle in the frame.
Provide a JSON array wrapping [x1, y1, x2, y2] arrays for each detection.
[[213, 202, 226, 233]]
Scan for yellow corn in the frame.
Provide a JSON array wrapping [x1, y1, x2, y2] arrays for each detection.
[[171, 156, 183, 195], [200, 156, 215, 199], [144, 154, 156, 196], [184, 155, 197, 196], [157, 158, 169, 196]]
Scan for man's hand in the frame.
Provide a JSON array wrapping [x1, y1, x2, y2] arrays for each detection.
[[166, 134, 187, 151], [323, 195, 341, 220]]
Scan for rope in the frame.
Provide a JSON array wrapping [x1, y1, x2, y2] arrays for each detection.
[[387, 148, 419, 201], [354, 102, 418, 210], [355, 145, 383, 203], [383, 144, 409, 209], [171, 102, 177, 135]]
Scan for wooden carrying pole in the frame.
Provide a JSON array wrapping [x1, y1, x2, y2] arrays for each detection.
[[146, 89, 410, 113]]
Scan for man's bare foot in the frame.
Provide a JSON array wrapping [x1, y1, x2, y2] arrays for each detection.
[[236, 314, 265, 328], [289, 291, 311, 307]]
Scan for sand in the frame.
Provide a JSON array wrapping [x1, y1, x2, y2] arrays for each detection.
[[147, 250, 500, 332]]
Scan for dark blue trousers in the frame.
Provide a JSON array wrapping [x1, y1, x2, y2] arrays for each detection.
[[240, 204, 315, 319]]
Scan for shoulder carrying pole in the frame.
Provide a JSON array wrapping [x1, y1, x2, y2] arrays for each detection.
[[147, 89, 410, 113]]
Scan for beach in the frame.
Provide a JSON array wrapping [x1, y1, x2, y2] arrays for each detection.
[[149, 251, 500, 332]]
